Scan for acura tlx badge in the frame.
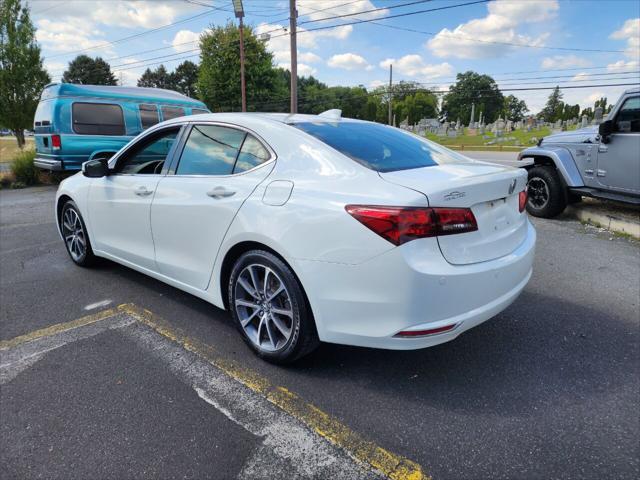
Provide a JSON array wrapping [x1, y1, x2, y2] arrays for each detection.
[[508, 179, 517, 195]]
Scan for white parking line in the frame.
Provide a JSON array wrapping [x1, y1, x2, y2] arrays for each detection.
[[83, 299, 113, 311]]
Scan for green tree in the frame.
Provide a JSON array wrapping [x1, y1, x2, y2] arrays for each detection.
[[198, 23, 279, 111], [502, 94, 528, 121], [441, 71, 504, 124], [172, 60, 199, 97], [539, 86, 564, 122], [0, 0, 50, 148], [62, 55, 117, 85], [137, 64, 175, 89]]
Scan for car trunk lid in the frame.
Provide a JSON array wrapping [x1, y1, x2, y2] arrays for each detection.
[[380, 162, 528, 265]]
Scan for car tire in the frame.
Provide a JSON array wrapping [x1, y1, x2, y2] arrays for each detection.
[[228, 250, 319, 364], [60, 200, 97, 267], [526, 166, 568, 218]]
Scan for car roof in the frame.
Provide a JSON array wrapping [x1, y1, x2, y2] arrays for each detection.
[[162, 111, 370, 128]]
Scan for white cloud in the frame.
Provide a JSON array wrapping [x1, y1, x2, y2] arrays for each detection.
[[328, 53, 373, 71], [369, 79, 386, 89], [379, 55, 453, 79], [92, 1, 180, 29], [541, 55, 591, 70], [36, 18, 113, 55], [298, 0, 388, 23], [607, 59, 640, 72], [610, 18, 640, 59], [172, 30, 201, 53], [256, 21, 351, 74], [298, 52, 322, 63], [278, 62, 317, 76], [427, 0, 558, 59]]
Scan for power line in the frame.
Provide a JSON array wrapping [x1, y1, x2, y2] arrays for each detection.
[[297, 0, 435, 26]]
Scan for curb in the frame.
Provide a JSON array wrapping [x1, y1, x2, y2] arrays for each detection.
[[566, 204, 640, 239]]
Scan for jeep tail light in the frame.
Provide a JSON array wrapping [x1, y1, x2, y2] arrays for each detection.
[[345, 205, 477, 246], [51, 134, 61, 150], [519, 190, 527, 213]]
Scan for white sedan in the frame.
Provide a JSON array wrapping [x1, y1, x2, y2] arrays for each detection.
[[56, 111, 536, 363]]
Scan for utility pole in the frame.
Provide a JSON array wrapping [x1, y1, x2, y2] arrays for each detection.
[[388, 63, 393, 126], [233, 0, 247, 112], [289, 0, 298, 114]]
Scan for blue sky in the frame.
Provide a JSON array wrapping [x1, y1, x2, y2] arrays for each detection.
[[29, 0, 640, 114]]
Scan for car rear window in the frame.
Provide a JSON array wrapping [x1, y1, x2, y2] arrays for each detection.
[[191, 108, 209, 115], [72, 103, 125, 135], [293, 121, 463, 172]]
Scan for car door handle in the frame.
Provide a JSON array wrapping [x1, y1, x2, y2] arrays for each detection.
[[134, 186, 154, 197], [207, 187, 236, 199]]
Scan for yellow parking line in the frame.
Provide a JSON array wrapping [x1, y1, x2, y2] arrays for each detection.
[[1, 303, 429, 480], [118, 303, 429, 480], [0, 307, 120, 350]]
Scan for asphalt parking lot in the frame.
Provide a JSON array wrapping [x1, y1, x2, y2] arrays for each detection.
[[1, 185, 639, 480]]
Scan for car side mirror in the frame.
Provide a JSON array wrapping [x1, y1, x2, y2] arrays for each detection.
[[82, 159, 109, 178], [598, 120, 614, 143]]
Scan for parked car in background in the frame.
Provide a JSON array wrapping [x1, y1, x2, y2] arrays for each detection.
[[34, 83, 209, 171], [518, 87, 640, 217], [55, 111, 535, 363]]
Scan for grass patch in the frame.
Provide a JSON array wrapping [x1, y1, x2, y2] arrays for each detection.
[[10, 149, 39, 186], [0, 137, 35, 163], [425, 126, 562, 150]]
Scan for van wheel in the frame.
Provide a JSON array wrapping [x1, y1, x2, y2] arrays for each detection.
[[228, 250, 319, 364], [526, 166, 567, 218]]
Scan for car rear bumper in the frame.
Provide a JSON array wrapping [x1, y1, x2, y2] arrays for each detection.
[[294, 220, 536, 350], [34, 157, 63, 171]]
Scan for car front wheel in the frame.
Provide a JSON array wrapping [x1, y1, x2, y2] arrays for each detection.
[[228, 250, 319, 364], [526, 166, 568, 218]]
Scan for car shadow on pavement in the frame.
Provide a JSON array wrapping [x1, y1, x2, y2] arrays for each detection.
[[294, 290, 638, 416], [97, 260, 637, 418]]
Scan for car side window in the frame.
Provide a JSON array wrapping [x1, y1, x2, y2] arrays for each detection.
[[176, 125, 245, 175], [234, 134, 270, 173], [615, 96, 640, 133], [116, 128, 180, 175]]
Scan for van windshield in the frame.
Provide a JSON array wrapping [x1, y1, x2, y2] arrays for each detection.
[[292, 121, 465, 172]]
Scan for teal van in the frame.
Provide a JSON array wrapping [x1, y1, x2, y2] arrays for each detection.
[[34, 83, 209, 171]]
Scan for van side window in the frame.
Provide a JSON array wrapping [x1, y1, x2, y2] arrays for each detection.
[[191, 108, 209, 115], [139, 104, 159, 129], [72, 103, 125, 135], [161, 106, 185, 121]]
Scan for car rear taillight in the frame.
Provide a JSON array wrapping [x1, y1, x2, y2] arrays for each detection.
[[345, 205, 478, 246], [519, 189, 527, 213], [51, 134, 61, 150]]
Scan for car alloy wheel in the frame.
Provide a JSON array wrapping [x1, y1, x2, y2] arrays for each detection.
[[61, 206, 87, 262], [234, 264, 294, 352], [527, 176, 550, 209]]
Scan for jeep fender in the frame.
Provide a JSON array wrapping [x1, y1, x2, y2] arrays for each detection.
[[518, 146, 584, 187]]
